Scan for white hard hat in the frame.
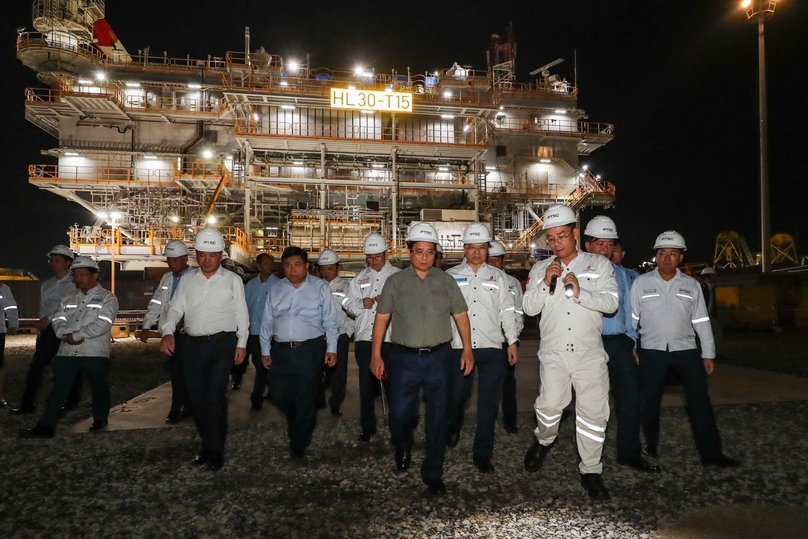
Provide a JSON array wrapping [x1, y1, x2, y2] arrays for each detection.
[[488, 241, 506, 257], [542, 204, 577, 230], [407, 222, 438, 243], [436, 242, 443, 255], [363, 233, 387, 255], [318, 248, 340, 265], [221, 257, 236, 269], [48, 245, 75, 260], [462, 222, 492, 244], [71, 256, 99, 271], [701, 266, 716, 276], [194, 227, 225, 252], [164, 240, 189, 258], [653, 230, 687, 251], [583, 215, 619, 239]]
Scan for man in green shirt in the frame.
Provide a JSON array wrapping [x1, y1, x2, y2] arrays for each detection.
[[371, 222, 473, 495]]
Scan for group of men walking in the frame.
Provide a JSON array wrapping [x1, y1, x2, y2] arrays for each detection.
[[5, 208, 738, 498]]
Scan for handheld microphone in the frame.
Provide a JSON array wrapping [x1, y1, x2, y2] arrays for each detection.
[[549, 275, 558, 295]]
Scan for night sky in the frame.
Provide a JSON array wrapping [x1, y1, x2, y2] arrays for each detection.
[[3, 1, 807, 277]]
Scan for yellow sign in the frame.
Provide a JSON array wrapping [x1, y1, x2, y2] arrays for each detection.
[[330, 88, 413, 113]]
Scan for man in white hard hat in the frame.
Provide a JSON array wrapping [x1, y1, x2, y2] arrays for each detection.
[[630, 231, 739, 467], [0, 279, 20, 407], [522, 204, 618, 500], [699, 267, 723, 358], [343, 232, 400, 442], [316, 248, 355, 416], [140, 240, 193, 424], [584, 216, 660, 474], [445, 223, 519, 474], [260, 247, 340, 459], [244, 253, 279, 411], [486, 241, 525, 434], [371, 222, 473, 495], [159, 227, 249, 470], [14, 246, 83, 414], [20, 257, 119, 437]]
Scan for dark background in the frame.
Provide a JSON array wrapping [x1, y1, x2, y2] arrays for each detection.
[[3, 0, 806, 277]]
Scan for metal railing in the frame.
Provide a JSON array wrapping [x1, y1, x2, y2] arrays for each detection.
[[30, 164, 177, 186], [492, 118, 614, 137]]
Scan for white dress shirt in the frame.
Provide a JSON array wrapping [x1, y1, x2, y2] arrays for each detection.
[[630, 268, 715, 358], [51, 284, 118, 357], [447, 260, 518, 349], [259, 274, 340, 357], [328, 276, 355, 337], [523, 252, 618, 352], [161, 267, 250, 348], [343, 261, 400, 342]]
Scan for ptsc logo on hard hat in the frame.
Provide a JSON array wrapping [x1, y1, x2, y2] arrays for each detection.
[[603, 227, 614, 232], [470, 232, 481, 236], [423, 229, 433, 236], [369, 242, 379, 247], [548, 213, 560, 219], [203, 240, 216, 244], [661, 236, 674, 241]]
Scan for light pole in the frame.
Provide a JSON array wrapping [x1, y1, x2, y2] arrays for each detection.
[[742, 0, 777, 273]]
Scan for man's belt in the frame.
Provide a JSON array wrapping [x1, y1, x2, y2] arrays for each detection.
[[394, 342, 449, 355], [186, 331, 236, 340], [272, 335, 325, 349], [602, 333, 627, 341]]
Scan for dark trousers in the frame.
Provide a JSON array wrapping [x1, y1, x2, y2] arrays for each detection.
[[19, 325, 82, 408], [320, 333, 349, 410], [501, 344, 518, 428], [388, 342, 452, 480], [248, 334, 269, 406], [447, 347, 506, 458], [183, 332, 237, 455], [604, 334, 641, 462], [355, 341, 391, 434], [639, 348, 723, 458], [165, 333, 192, 414], [39, 355, 110, 428], [269, 338, 327, 450], [231, 348, 249, 382]]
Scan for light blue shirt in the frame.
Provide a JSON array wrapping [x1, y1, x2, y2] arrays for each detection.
[[245, 273, 279, 335], [603, 262, 638, 345], [259, 274, 340, 357]]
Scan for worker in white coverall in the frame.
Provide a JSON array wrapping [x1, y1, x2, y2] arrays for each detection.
[[522, 204, 618, 501]]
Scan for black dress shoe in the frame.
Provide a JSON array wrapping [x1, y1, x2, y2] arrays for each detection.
[[617, 457, 661, 474], [642, 444, 658, 458], [166, 410, 183, 424], [330, 407, 342, 417], [473, 455, 495, 474], [702, 454, 741, 467], [89, 420, 108, 432], [524, 440, 553, 473], [208, 453, 224, 470], [19, 424, 55, 438], [503, 423, 519, 434], [422, 477, 446, 495], [581, 473, 610, 500], [0, 399, 6, 407], [395, 445, 411, 472], [290, 446, 305, 459], [446, 430, 460, 449], [11, 404, 36, 415], [191, 453, 210, 466], [357, 430, 376, 443]]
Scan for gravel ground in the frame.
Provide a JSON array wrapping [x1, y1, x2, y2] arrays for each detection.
[[1, 333, 807, 538]]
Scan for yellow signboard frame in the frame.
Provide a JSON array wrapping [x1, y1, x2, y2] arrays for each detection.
[[330, 88, 413, 113]]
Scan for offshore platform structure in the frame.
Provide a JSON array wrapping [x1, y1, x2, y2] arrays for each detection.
[[17, 2, 616, 269]]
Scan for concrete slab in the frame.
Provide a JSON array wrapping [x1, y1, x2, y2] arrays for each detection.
[[68, 339, 808, 433]]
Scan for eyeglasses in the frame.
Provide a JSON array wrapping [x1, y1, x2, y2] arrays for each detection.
[[657, 250, 680, 258], [546, 232, 572, 245], [366, 253, 385, 261], [412, 249, 435, 257], [464, 244, 489, 252]]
